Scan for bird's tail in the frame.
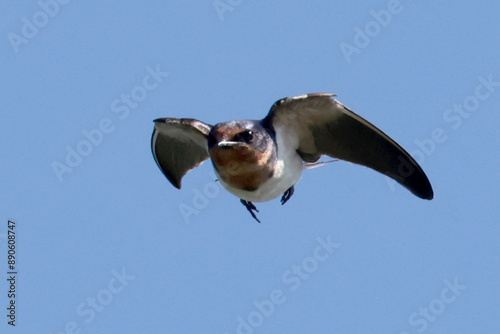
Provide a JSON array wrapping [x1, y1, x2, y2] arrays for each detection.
[[303, 159, 338, 169]]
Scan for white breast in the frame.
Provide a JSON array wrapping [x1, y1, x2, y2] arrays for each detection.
[[216, 126, 304, 203]]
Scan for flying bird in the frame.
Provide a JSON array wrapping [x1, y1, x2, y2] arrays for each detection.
[[151, 93, 433, 222]]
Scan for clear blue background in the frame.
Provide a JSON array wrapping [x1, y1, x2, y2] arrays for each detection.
[[1, 1, 499, 333]]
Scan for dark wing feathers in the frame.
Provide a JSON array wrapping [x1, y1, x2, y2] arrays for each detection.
[[151, 118, 212, 189], [266, 93, 433, 200]]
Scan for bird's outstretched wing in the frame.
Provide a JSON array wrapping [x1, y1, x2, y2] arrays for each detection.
[[152, 118, 212, 189], [263, 93, 433, 199]]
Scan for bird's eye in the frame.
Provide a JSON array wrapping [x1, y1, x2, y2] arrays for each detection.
[[236, 130, 254, 143]]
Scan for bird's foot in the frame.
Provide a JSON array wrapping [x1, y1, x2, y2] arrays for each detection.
[[280, 186, 294, 205], [240, 199, 261, 223]]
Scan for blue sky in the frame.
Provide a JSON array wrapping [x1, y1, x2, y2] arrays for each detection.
[[1, 1, 499, 333]]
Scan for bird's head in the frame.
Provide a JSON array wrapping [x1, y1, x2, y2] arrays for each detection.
[[207, 120, 276, 191]]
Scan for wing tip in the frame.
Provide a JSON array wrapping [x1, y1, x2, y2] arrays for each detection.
[[416, 190, 433, 200], [421, 187, 434, 200], [169, 177, 182, 190], [408, 177, 434, 200], [159, 164, 184, 189]]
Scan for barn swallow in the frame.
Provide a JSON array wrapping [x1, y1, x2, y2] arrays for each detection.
[[151, 93, 433, 222]]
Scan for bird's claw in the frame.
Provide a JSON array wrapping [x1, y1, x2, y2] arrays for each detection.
[[280, 186, 294, 205], [240, 199, 261, 223]]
